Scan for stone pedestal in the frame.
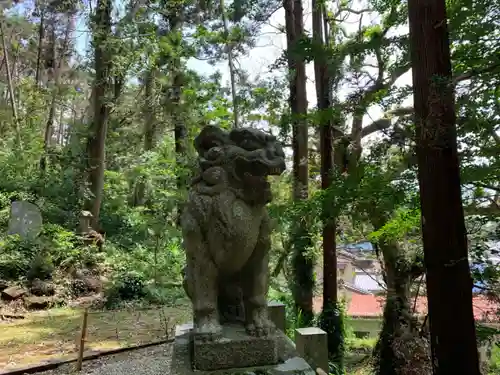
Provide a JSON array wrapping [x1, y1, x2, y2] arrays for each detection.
[[193, 324, 279, 370], [172, 323, 315, 375]]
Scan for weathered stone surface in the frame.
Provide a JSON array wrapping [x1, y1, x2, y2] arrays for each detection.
[[193, 324, 279, 370], [180, 125, 286, 341], [24, 295, 60, 310], [30, 279, 56, 296], [295, 328, 328, 373], [68, 293, 106, 309], [1, 285, 28, 300], [0, 279, 8, 291], [268, 301, 286, 333], [172, 323, 315, 375], [268, 357, 316, 375], [8, 201, 42, 240], [71, 274, 102, 296]]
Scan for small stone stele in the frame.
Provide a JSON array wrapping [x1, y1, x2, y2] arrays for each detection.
[[192, 324, 279, 371]]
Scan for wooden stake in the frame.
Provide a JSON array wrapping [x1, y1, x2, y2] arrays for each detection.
[[76, 308, 89, 371]]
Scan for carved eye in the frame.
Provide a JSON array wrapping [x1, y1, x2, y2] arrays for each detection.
[[240, 139, 253, 149], [207, 147, 223, 159]]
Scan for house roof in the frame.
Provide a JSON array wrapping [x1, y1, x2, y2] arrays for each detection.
[[338, 241, 374, 251], [353, 274, 385, 292], [337, 249, 358, 261], [313, 294, 500, 322], [342, 282, 373, 295]]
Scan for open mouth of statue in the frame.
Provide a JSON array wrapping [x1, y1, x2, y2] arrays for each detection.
[[235, 154, 285, 184], [268, 166, 283, 175], [235, 158, 268, 183], [244, 161, 268, 183], [243, 172, 267, 184]]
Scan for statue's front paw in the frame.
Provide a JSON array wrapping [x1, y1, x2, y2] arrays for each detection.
[[245, 308, 275, 337], [194, 318, 223, 342]]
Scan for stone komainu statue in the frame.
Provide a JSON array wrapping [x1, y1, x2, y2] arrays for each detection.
[[181, 125, 286, 340]]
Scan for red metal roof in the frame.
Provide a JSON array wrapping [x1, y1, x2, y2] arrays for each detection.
[[313, 294, 499, 322]]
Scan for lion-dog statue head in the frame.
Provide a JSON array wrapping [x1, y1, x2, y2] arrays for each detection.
[[192, 125, 286, 205]]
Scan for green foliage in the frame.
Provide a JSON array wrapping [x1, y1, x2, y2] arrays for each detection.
[[290, 216, 315, 326], [476, 324, 500, 345], [369, 208, 421, 244], [0, 4, 498, 375], [269, 287, 307, 339], [0, 235, 33, 280], [490, 343, 500, 375], [0, 226, 100, 281], [344, 322, 377, 356], [104, 270, 147, 308]]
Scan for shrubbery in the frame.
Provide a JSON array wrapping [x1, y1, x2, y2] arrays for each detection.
[[0, 161, 186, 308]]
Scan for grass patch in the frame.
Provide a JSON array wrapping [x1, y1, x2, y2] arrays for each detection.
[[490, 343, 500, 375], [0, 305, 191, 370], [346, 336, 377, 352], [344, 351, 373, 375], [346, 366, 371, 375], [344, 336, 376, 375]]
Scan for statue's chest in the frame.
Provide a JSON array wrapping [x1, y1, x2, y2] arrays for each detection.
[[207, 198, 265, 274], [230, 200, 264, 236]]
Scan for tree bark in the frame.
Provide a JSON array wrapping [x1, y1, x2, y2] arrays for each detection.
[[144, 68, 157, 152], [220, 0, 239, 128], [41, 15, 73, 171], [165, 7, 187, 189], [291, 0, 308, 203], [134, 68, 157, 206], [85, 0, 113, 229], [371, 227, 419, 375], [0, 17, 20, 146], [284, 0, 313, 325], [35, 8, 45, 86], [313, 0, 336, 308], [408, 1, 480, 374], [313, 4, 345, 367]]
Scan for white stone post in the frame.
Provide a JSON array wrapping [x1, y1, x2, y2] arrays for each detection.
[[295, 327, 328, 374], [267, 300, 286, 333]]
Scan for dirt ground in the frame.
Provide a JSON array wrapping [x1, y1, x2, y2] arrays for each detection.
[[0, 305, 190, 371]]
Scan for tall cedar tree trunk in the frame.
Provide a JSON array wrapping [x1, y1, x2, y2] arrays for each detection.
[[284, 0, 313, 325], [408, 1, 481, 374], [41, 23, 56, 171], [371, 213, 420, 375], [0, 17, 20, 146], [35, 8, 45, 86], [41, 15, 73, 171], [143, 69, 157, 152], [220, 0, 239, 128], [85, 0, 113, 229], [312, 0, 343, 367], [134, 68, 157, 206], [165, 6, 186, 189]]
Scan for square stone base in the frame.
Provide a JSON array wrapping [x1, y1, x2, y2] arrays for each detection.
[[172, 323, 315, 375], [193, 324, 278, 370]]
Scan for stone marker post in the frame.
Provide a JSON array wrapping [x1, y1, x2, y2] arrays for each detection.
[[268, 300, 286, 333], [79, 210, 93, 234], [295, 327, 329, 374], [8, 201, 42, 240]]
